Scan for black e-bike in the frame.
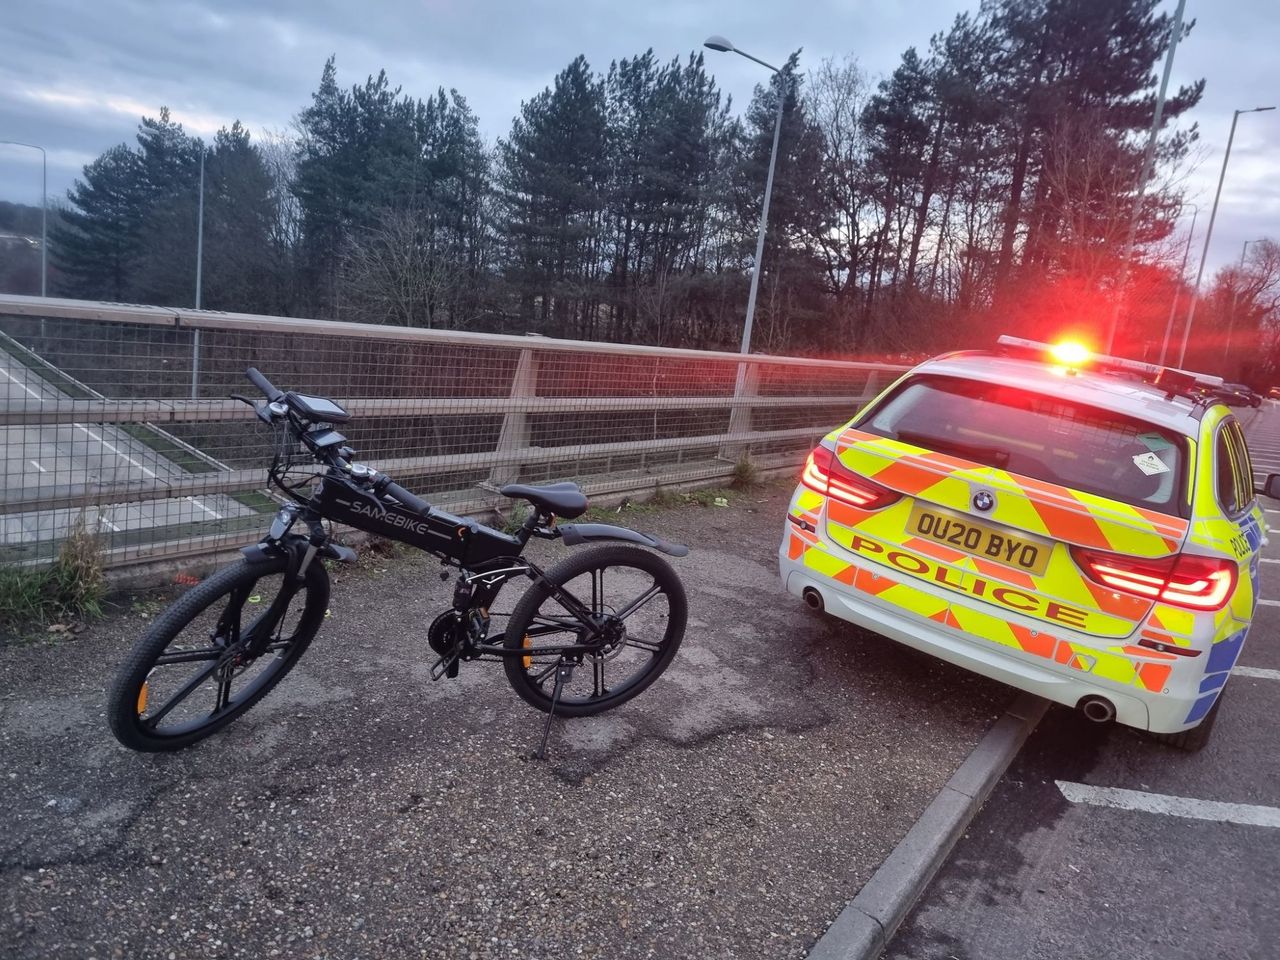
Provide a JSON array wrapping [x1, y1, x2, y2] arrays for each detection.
[[107, 368, 688, 757]]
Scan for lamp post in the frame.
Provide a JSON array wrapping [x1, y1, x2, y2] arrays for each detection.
[[1177, 105, 1276, 368], [704, 34, 788, 354], [0, 140, 47, 297], [1158, 203, 1197, 367], [195, 145, 205, 309], [1223, 238, 1263, 366]]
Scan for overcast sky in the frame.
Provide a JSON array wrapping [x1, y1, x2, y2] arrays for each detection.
[[0, 0, 1275, 276]]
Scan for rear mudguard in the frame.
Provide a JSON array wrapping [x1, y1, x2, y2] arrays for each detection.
[[559, 522, 688, 558]]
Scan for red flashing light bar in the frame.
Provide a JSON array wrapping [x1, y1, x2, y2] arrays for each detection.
[[994, 336, 1223, 388]]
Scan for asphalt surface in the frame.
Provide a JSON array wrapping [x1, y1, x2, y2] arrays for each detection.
[[0, 345, 248, 548], [0, 482, 1008, 960], [886, 402, 1280, 960]]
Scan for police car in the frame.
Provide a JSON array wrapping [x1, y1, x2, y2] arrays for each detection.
[[780, 337, 1274, 749]]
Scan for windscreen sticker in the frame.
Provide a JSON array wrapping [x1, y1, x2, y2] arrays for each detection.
[[1133, 451, 1171, 475], [1137, 432, 1174, 452]]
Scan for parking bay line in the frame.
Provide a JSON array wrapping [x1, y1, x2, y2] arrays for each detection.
[[1234, 665, 1280, 681], [1056, 781, 1280, 828]]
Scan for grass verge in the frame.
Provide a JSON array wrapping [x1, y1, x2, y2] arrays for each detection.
[[0, 514, 106, 638]]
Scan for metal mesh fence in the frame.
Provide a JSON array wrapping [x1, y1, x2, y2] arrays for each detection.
[[0, 294, 907, 568]]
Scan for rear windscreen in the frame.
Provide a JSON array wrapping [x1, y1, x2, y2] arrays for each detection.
[[859, 375, 1188, 515]]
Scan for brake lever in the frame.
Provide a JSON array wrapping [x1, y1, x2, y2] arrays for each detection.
[[229, 393, 273, 425]]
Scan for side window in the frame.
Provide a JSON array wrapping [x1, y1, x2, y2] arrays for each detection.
[[1227, 420, 1255, 510], [1215, 419, 1254, 515], [1216, 428, 1238, 513]]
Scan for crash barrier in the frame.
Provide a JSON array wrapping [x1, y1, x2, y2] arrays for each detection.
[[0, 294, 907, 567]]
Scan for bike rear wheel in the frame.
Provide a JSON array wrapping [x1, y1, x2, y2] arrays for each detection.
[[107, 556, 329, 752], [503, 544, 686, 717]]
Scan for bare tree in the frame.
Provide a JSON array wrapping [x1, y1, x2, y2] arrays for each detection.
[[339, 205, 467, 328]]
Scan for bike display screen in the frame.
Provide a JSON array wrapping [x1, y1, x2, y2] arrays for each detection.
[[287, 392, 351, 423]]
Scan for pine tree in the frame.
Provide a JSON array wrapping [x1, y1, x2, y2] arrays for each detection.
[[53, 145, 144, 300], [497, 55, 609, 337]]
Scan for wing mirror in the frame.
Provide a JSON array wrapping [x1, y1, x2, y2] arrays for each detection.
[[1258, 474, 1280, 499]]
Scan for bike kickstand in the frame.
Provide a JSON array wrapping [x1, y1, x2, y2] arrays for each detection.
[[533, 659, 575, 761]]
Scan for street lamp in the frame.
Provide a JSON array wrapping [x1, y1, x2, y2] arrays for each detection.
[[704, 34, 789, 354], [1158, 202, 1197, 367], [1177, 105, 1276, 368], [0, 140, 47, 297], [195, 145, 205, 309], [1224, 238, 1264, 365]]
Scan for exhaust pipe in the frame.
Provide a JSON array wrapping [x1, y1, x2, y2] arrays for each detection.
[[802, 587, 824, 613], [1078, 695, 1116, 724]]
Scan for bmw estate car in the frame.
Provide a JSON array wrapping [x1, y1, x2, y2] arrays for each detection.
[[780, 337, 1271, 749]]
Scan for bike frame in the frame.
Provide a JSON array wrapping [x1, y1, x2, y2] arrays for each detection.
[[233, 368, 680, 680], [247, 472, 614, 671]]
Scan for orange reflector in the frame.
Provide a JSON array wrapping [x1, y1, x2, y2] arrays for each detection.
[[522, 635, 532, 669], [136, 681, 149, 714]]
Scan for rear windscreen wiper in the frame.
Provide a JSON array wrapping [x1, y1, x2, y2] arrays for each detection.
[[895, 429, 1010, 468]]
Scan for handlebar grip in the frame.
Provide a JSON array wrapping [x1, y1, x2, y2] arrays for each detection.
[[382, 479, 431, 516], [246, 367, 283, 402]]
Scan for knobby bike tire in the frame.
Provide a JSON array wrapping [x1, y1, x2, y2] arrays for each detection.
[[107, 557, 329, 752], [502, 544, 686, 717]]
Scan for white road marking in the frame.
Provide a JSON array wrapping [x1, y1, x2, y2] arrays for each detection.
[[1, 365, 43, 399], [1260, 557, 1280, 564], [1234, 666, 1280, 681], [1056, 781, 1280, 828], [5, 360, 231, 525], [73, 422, 160, 480], [95, 509, 121, 533], [1257, 599, 1280, 607], [185, 496, 224, 521], [29, 459, 47, 473]]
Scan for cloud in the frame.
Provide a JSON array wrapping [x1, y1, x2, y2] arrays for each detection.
[[15, 85, 236, 138]]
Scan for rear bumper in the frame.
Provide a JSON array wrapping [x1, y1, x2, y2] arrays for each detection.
[[780, 544, 1223, 735]]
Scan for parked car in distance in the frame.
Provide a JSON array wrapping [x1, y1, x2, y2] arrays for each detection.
[[1215, 383, 1262, 408], [780, 337, 1272, 751]]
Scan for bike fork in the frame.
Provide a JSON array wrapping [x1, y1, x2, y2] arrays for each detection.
[[534, 658, 575, 760]]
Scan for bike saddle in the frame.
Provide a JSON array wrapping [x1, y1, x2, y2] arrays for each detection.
[[499, 482, 588, 519]]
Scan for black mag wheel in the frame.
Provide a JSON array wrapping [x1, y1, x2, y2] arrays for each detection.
[[503, 544, 686, 717], [107, 557, 329, 752]]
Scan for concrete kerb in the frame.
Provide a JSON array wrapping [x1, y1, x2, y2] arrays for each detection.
[[807, 691, 1049, 960]]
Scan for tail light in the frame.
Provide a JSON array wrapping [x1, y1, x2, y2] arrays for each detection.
[[1071, 547, 1236, 611], [801, 445, 901, 510]]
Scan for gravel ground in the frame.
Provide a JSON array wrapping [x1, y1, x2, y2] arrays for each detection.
[[0, 481, 1006, 959]]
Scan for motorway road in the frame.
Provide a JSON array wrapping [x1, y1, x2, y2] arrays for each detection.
[[0, 346, 251, 551], [885, 403, 1280, 960]]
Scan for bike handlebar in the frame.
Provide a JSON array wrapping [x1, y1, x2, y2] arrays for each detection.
[[381, 478, 431, 516], [246, 367, 284, 402]]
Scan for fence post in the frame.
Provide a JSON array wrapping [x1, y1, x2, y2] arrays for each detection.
[[190, 329, 201, 400], [719, 359, 760, 462], [488, 348, 537, 487]]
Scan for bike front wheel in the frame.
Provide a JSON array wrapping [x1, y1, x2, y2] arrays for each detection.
[[107, 556, 329, 752], [503, 544, 686, 717]]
